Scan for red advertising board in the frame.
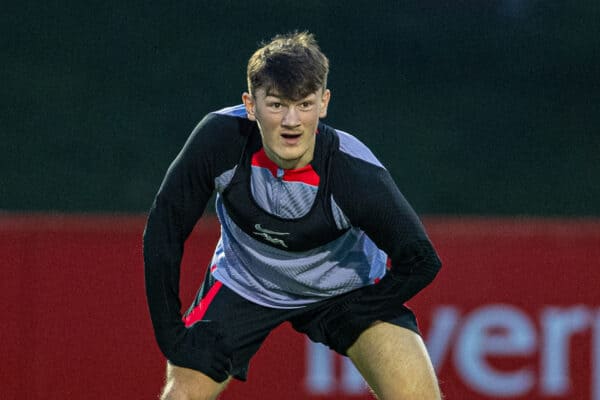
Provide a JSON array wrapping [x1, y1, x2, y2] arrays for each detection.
[[1, 215, 599, 399]]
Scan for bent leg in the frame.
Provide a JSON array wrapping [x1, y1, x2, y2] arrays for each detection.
[[160, 363, 231, 400], [347, 322, 441, 400]]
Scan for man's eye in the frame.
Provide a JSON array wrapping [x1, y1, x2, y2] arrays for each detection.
[[299, 102, 313, 110], [270, 102, 282, 109]]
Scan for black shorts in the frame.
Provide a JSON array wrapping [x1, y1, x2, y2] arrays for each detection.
[[180, 270, 420, 381]]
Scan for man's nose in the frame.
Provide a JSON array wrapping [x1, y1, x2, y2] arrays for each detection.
[[281, 106, 300, 127]]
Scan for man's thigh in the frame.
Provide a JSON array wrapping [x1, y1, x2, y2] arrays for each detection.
[[347, 322, 442, 400]]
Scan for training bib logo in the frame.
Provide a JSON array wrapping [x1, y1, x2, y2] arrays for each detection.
[[253, 224, 290, 248]]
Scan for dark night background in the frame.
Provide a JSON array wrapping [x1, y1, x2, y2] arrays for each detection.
[[2, 1, 598, 216]]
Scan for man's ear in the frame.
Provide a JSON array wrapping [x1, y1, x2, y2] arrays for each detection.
[[242, 92, 256, 121], [319, 89, 331, 119]]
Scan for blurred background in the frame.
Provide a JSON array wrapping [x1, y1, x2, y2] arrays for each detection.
[[2, 0, 598, 215], [2, 1, 599, 399]]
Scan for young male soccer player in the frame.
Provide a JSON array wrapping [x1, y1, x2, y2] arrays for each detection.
[[144, 31, 443, 399]]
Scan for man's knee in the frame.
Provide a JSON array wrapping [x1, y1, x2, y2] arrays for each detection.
[[160, 364, 228, 400], [160, 386, 214, 400], [160, 379, 224, 400], [160, 384, 195, 400]]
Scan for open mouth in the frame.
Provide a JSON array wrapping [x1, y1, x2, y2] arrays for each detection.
[[281, 133, 301, 139], [281, 133, 302, 144]]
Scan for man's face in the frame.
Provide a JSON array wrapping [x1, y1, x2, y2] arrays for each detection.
[[242, 87, 331, 170]]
